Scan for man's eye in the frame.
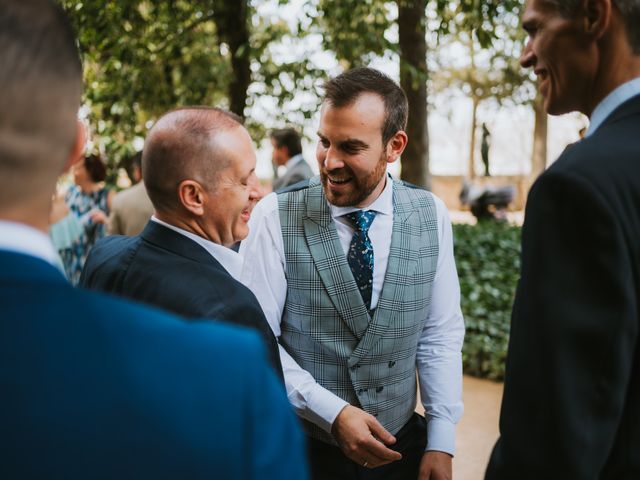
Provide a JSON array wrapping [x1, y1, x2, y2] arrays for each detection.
[[319, 139, 330, 148]]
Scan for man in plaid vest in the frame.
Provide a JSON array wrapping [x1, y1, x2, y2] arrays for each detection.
[[241, 67, 464, 480]]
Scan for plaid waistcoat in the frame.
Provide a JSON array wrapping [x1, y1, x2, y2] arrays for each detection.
[[278, 176, 439, 444]]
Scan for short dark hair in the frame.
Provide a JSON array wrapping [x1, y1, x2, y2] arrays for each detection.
[[270, 128, 302, 157], [142, 107, 243, 212], [0, 0, 82, 208], [322, 67, 408, 145], [84, 154, 107, 183], [545, 0, 640, 53]]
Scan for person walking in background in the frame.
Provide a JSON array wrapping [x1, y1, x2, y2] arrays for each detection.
[[242, 67, 464, 480], [0, 1, 308, 478], [60, 152, 114, 284], [486, 0, 640, 478], [81, 107, 283, 377], [108, 152, 154, 236], [271, 127, 314, 190]]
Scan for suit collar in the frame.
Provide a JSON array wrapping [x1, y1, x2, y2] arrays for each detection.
[[0, 220, 60, 268], [140, 221, 227, 272], [588, 81, 640, 136], [148, 217, 243, 279], [0, 250, 68, 285]]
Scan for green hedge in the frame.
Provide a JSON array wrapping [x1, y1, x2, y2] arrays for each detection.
[[453, 221, 521, 381]]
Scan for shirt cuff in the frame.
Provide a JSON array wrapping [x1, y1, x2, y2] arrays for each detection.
[[425, 417, 456, 456], [303, 386, 349, 433]]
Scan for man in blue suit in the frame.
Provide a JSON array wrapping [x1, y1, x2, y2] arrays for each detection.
[[0, 1, 308, 478]]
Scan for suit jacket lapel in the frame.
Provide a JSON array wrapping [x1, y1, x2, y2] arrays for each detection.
[[140, 221, 227, 272], [303, 182, 370, 339], [350, 182, 420, 363]]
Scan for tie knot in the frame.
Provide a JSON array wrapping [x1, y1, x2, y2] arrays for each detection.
[[344, 210, 377, 233]]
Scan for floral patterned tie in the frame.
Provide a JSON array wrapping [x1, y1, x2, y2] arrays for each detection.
[[344, 210, 377, 310]]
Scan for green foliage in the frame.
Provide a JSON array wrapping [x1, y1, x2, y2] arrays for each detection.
[[453, 221, 521, 380], [59, 0, 326, 175]]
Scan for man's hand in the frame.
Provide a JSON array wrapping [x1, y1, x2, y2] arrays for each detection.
[[418, 451, 452, 480], [331, 405, 402, 468], [89, 208, 108, 225]]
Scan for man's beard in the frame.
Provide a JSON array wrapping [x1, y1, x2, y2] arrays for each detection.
[[320, 153, 388, 207]]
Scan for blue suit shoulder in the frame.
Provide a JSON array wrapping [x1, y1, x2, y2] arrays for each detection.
[[2, 276, 309, 479]]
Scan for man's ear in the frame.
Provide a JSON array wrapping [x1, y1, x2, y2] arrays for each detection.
[[178, 179, 206, 216], [583, 0, 612, 39], [385, 130, 408, 164], [62, 120, 86, 173]]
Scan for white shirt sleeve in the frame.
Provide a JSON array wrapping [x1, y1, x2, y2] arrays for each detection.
[[417, 194, 465, 455], [239, 193, 348, 433]]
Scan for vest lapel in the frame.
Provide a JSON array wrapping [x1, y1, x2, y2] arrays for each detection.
[[303, 181, 371, 339], [350, 182, 421, 364]]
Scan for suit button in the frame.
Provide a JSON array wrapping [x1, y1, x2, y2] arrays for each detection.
[[357, 389, 363, 395], [350, 365, 357, 372], [388, 361, 396, 368], [376, 386, 384, 393]]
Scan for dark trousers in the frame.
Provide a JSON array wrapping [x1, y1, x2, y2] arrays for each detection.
[[307, 413, 427, 480]]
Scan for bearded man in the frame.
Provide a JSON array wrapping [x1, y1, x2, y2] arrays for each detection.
[[241, 67, 465, 480]]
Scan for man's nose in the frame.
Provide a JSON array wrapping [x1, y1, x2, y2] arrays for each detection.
[[520, 40, 535, 68], [324, 147, 344, 171], [248, 175, 260, 200]]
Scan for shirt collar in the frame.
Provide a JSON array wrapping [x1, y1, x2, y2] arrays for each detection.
[[586, 77, 640, 137], [329, 174, 394, 220], [0, 220, 60, 267], [285, 153, 305, 170], [151, 216, 243, 281]]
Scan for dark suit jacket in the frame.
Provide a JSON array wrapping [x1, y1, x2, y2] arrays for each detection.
[[81, 221, 283, 377], [486, 95, 640, 479], [0, 250, 308, 479]]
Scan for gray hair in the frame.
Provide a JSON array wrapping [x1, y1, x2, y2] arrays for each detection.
[[545, 0, 640, 53]]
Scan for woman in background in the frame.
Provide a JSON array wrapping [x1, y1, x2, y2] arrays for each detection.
[[60, 154, 114, 285]]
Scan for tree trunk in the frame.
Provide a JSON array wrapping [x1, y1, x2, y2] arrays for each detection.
[[469, 97, 478, 179], [397, 0, 430, 189], [213, 1, 250, 118], [530, 93, 548, 183]]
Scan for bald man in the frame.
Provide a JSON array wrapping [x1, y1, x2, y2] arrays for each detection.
[[80, 107, 283, 377]]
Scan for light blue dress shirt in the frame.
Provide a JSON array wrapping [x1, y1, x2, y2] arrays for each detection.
[[586, 77, 640, 136]]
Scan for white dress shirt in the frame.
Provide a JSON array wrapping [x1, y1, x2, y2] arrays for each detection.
[[240, 177, 464, 455], [587, 77, 640, 137], [0, 220, 62, 267], [151, 216, 243, 281]]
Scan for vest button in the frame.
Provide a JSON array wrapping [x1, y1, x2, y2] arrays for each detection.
[[388, 361, 396, 368], [376, 386, 384, 393], [357, 389, 363, 395]]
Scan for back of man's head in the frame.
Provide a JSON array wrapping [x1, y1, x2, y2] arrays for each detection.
[[270, 128, 302, 158], [0, 0, 82, 212], [142, 107, 242, 214]]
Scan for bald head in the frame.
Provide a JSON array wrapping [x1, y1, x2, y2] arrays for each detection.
[[142, 107, 244, 214], [0, 0, 82, 210]]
